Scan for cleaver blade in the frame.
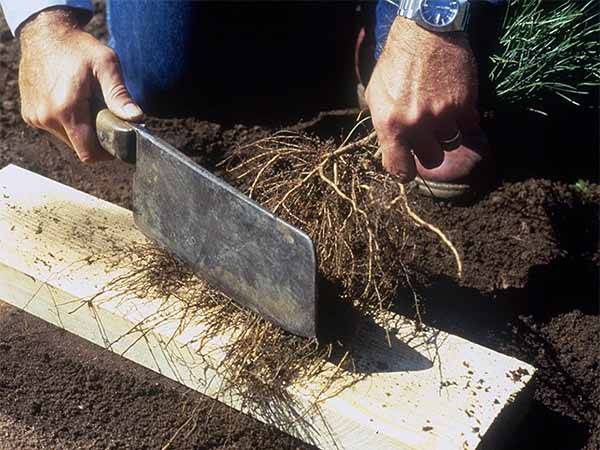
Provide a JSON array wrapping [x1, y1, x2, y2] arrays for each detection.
[[96, 109, 318, 338]]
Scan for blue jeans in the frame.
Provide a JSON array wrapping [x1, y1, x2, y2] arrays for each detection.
[[107, 1, 504, 116], [107, 1, 359, 116]]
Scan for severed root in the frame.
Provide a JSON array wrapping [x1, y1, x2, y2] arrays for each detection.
[[91, 241, 366, 440], [389, 183, 463, 279], [94, 243, 342, 406], [223, 125, 467, 324]]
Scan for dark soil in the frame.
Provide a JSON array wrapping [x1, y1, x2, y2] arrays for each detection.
[[1, 4, 599, 450], [0, 302, 316, 450]]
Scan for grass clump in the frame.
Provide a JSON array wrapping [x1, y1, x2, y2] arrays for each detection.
[[491, 0, 599, 112]]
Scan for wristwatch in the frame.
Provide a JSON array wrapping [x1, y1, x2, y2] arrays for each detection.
[[396, 0, 470, 33]]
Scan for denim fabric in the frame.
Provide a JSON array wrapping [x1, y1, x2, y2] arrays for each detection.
[[106, 1, 504, 116], [106, 0, 200, 114], [106, 1, 358, 116]]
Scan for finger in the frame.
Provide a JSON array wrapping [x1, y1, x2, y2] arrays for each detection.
[[433, 117, 460, 143], [94, 49, 143, 121], [44, 124, 73, 149], [63, 101, 113, 163], [431, 108, 462, 152], [410, 130, 444, 169], [33, 112, 72, 147], [458, 105, 480, 132], [433, 118, 462, 153], [379, 135, 416, 182]]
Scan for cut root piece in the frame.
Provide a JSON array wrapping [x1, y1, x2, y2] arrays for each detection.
[[93, 242, 348, 409], [223, 128, 462, 319]]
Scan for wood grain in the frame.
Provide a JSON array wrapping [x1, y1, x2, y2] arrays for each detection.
[[0, 164, 535, 450]]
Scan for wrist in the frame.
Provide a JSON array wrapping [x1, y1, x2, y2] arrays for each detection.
[[390, 17, 469, 49], [19, 7, 84, 46]]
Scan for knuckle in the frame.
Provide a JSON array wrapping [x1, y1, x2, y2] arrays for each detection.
[[373, 110, 402, 134], [96, 47, 119, 69], [20, 104, 40, 128], [36, 106, 62, 128], [37, 115, 52, 129], [37, 107, 56, 128], [38, 94, 75, 124], [20, 110, 34, 127], [51, 103, 71, 122], [382, 113, 401, 131], [430, 103, 450, 119], [106, 83, 128, 101], [402, 105, 424, 128], [403, 114, 420, 129]]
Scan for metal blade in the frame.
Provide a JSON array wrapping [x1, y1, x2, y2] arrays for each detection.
[[132, 128, 318, 337]]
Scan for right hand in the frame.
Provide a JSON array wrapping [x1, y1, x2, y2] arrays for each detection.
[[18, 8, 143, 163], [365, 18, 479, 182]]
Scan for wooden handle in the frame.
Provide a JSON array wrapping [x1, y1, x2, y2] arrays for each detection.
[[96, 109, 137, 164]]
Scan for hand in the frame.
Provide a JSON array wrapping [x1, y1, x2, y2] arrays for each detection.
[[365, 18, 479, 181], [18, 8, 143, 163]]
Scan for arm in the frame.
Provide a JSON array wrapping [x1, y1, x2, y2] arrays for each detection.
[[9, 5, 143, 162]]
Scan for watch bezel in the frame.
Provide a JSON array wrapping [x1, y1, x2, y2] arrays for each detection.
[[410, 0, 470, 33]]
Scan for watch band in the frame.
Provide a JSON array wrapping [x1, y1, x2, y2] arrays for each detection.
[[396, 0, 419, 20]]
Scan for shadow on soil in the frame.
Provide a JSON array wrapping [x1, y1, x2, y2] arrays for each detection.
[[388, 206, 598, 450], [488, 103, 599, 185]]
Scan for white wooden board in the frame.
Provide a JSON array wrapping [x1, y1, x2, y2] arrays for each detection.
[[0, 164, 534, 450]]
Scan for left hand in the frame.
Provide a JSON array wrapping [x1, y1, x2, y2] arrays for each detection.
[[18, 8, 143, 164], [365, 18, 479, 181]]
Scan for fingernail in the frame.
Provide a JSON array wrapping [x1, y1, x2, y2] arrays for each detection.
[[123, 103, 143, 119]]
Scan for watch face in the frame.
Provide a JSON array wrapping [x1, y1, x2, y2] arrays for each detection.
[[420, 0, 460, 27]]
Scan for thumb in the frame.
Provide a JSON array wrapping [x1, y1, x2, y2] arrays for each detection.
[[94, 49, 143, 121]]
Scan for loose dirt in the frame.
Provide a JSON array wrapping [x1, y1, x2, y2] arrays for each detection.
[[0, 4, 598, 450]]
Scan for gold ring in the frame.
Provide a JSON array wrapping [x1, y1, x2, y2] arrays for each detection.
[[439, 129, 462, 151]]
